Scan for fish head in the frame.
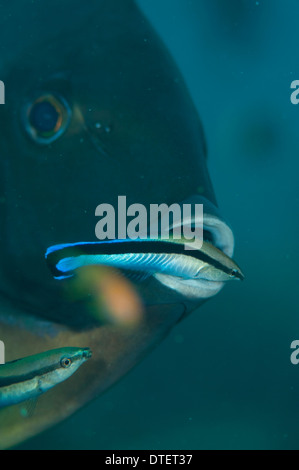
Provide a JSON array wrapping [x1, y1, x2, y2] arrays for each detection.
[[39, 347, 93, 391], [0, 0, 242, 448], [0, 0, 220, 318]]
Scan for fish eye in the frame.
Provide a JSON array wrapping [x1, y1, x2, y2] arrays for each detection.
[[60, 357, 72, 368], [23, 93, 71, 144], [230, 269, 240, 279]]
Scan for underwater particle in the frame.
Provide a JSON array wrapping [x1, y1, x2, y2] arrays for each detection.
[[20, 407, 29, 418], [197, 185, 205, 194], [174, 334, 184, 344], [237, 114, 279, 164]]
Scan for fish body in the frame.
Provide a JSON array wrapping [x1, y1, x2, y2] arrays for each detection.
[[0, 348, 92, 408], [46, 239, 244, 285]]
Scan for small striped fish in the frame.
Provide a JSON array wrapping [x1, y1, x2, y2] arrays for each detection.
[[46, 239, 244, 299], [45, 238, 244, 283], [0, 347, 92, 409]]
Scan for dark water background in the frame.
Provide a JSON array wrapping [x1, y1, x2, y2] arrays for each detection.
[[19, 0, 299, 450]]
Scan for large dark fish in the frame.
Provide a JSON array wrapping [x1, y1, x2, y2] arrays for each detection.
[[0, 0, 242, 448]]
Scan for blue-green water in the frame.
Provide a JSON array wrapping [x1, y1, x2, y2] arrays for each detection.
[[15, 0, 299, 449]]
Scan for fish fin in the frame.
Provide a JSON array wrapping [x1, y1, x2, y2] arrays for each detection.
[[19, 397, 38, 418]]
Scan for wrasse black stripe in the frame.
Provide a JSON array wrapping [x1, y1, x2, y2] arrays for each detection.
[[46, 240, 236, 279], [0, 355, 81, 387], [0, 363, 58, 387]]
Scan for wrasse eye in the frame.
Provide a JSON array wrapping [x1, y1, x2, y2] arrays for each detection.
[[23, 93, 71, 144], [60, 357, 72, 368]]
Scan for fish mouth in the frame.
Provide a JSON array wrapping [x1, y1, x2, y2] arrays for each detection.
[[82, 348, 92, 360], [45, 196, 243, 301], [153, 195, 243, 299]]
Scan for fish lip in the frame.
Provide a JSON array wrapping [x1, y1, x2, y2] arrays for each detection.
[[153, 272, 225, 300], [176, 195, 235, 258], [152, 195, 242, 298], [82, 348, 92, 360]]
